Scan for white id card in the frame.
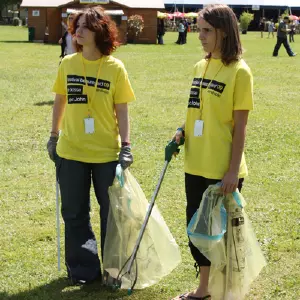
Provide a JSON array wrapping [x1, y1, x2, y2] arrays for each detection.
[[194, 120, 204, 136], [84, 118, 95, 134]]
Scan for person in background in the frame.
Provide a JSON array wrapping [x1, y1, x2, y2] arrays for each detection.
[[273, 16, 296, 57], [259, 17, 265, 38], [176, 19, 185, 45], [289, 20, 296, 42], [183, 18, 189, 44], [157, 18, 165, 45], [44, 26, 49, 44], [59, 12, 76, 58], [171, 4, 253, 299], [268, 19, 275, 38], [47, 6, 135, 285]]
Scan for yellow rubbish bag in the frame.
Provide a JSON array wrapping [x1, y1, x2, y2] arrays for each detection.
[[188, 185, 267, 300], [103, 165, 181, 289]]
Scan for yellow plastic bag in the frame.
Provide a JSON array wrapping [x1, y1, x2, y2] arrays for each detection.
[[103, 165, 181, 289], [188, 185, 266, 300]]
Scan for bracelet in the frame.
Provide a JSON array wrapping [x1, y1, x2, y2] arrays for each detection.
[[50, 131, 59, 136], [177, 127, 185, 137], [121, 141, 131, 147]]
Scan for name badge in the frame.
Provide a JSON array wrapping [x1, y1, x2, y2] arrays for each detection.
[[84, 117, 95, 134], [194, 120, 204, 136]]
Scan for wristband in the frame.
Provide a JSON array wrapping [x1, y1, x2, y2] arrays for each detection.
[[121, 141, 131, 147], [177, 127, 185, 137], [50, 131, 59, 136]]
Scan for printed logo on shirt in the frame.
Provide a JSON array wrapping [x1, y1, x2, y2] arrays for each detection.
[[201, 79, 211, 89], [67, 75, 85, 84], [191, 78, 210, 88], [208, 80, 226, 94], [67, 75, 111, 91], [192, 77, 201, 87], [190, 77, 226, 99], [86, 77, 111, 91], [96, 79, 110, 90], [68, 95, 88, 104], [190, 88, 200, 98], [188, 78, 226, 108], [188, 98, 200, 108], [67, 85, 83, 95], [188, 85, 200, 109]]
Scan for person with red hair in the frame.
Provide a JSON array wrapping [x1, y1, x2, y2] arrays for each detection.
[[47, 6, 135, 285], [58, 12, 77, 58]]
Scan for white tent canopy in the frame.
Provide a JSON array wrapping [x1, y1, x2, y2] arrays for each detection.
[[164, 0, 300, 7]]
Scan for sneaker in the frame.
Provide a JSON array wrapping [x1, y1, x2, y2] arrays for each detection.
[[69, 276, 102, 286], [73, 278, 87, 285], [290, 53, 297, 57]]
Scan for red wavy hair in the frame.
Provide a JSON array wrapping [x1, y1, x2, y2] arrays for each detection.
[[71, 6, 120, 55]]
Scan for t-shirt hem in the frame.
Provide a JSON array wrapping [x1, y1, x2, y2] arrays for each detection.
[[184, 168, 248, 180], [233, 106, 253, 111], [114, 97, 136, 104], [57, 150, 118, 163], [52, 90, 66, 95]]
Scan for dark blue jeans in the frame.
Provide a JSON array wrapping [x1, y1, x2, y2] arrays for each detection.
[[56, 156, 118, 282], [273, 36, 294, 56], [157, 34, 164, 44]]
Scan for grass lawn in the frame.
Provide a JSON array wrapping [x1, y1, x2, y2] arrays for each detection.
[[0, 26, 300, 300]]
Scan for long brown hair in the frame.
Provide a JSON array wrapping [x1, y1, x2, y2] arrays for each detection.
[[71, 6, 120, 56], [198, 4, 242, 65]]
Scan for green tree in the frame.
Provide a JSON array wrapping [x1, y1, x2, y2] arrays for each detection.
[[280, 9, 289, 21], [239, 11, 254, 32]]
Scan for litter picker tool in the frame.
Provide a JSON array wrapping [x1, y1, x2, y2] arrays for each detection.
[[56, 180, 61, 272], [104, 138, 184, 295]]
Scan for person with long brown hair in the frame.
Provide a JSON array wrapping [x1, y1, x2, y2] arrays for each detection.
[[171, 4, 253, 299], [47, 6, 135, 285]]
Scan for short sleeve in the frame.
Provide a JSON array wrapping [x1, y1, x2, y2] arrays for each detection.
[[52, 60, 66, 95], [233, 66, 254, 111], [114, 64, 136, 104], [279, 22, 285, 32]]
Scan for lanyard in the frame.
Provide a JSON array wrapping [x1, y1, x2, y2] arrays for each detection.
[[199, 59, 223, 119], [81, 53, 103, 117]]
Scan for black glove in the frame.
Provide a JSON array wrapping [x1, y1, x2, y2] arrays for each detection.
[[47, 136, 58, 162], [119, 146, 133, 170]]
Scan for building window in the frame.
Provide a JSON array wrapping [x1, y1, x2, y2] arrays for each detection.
[[111, 15, 121, 26], [32, 10, 40, 17]]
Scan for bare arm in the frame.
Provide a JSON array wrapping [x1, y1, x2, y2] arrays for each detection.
[[51, 94, 67, 136], [229, 110, 249, 174], [221, 110, 249, 193], [115, 103, 130, 143]]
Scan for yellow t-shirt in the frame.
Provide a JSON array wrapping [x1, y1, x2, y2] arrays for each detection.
[[184, 58, 254, 179], [53, 53, 135, 163]]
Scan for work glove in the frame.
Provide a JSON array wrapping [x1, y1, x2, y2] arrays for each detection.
[[165, 128, 185, 162], [47, 136, 58, 162], [119, 146, 133, 170]]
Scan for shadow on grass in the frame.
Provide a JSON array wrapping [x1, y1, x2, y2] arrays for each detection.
[[0, 278, 139, 300], [0, 41, 60, 47], [0, 40, 30, 43], [34, 100, 54, 106]]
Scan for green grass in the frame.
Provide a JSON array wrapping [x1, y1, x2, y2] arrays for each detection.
[[0, 26, 300, 300]]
